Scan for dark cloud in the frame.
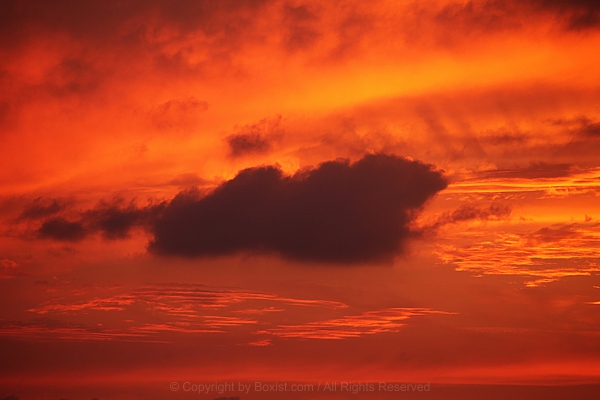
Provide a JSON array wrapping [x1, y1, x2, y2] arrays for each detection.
[[580, 122, 600, 137], [428, 203, 511, 230], [226, 117, 283, 157], [557, 117, 600, 137], [526, 223, 599, 245], [544, 116, 600, 163], [149, 154, 447, 263], [226, 133, 271, 157], [19, 198, 66, 220], [38, 218, 87, 242], [36, 199, 164, 241], [82, 200, 156, 240]]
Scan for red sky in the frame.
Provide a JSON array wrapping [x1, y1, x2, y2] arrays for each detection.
[[2, 1, 600, 399]]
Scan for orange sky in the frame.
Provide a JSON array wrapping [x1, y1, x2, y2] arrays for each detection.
[[1, 0, 600, 399]]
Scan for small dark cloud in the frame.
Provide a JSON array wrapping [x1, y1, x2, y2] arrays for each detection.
[[82, 199, 154, 240], [540, 117, 600, 161], [530, 224, 578, 243], [227, 133, 271, 157], [149, 154, 447, 263], [428, 203, 511, 230], [571, 118, 600, 137], [525, 223, 598, 245], [38, 218, 87, 241], [226, 117, 283, 157], [36, 199, 165, 241], [19, 197, 66, 220], [580, 123, 600, 137]]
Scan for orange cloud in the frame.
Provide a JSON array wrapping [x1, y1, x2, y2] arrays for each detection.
[[259, 308, 456, 340]]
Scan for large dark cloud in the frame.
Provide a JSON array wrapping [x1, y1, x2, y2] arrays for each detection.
[[149, 154, 447, 263], [33, 155, 447, 262]]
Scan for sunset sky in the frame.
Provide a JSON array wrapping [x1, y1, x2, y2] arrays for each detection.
[[1, 1, 600, 399]]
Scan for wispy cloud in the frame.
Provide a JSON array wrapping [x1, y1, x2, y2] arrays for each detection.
[[258, 308, 456, 340], [436, 222, 600, 286]]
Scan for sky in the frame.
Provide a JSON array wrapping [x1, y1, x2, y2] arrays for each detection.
[[1, 0, 600, 399]]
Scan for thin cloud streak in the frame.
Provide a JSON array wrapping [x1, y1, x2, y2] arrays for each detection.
[[259, 308, 456, 340]]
